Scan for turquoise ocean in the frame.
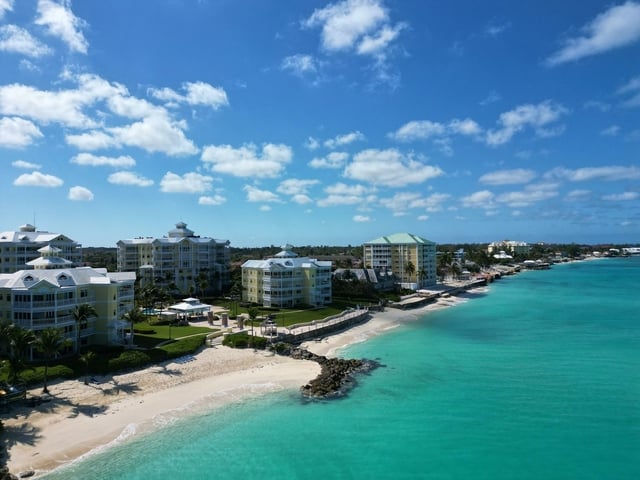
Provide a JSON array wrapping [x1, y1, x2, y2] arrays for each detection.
[[44, 257, 640, 479]]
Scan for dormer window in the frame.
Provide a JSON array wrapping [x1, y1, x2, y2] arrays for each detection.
[[59, 274, 68, 281], [24, 275, 34, 282]]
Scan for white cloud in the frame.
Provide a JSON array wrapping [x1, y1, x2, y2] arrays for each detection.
[[479, 169, 537, 185], [344, 148, 443, 187], [0, 0, 14, 19], [546, 165, 640, 181], [277, 178, 319, 196], [159, 172, 213, 194], [68, 185, 93, 201], [304, 136, 320, 150], [281, 54, 319, 76], [201, 142, 292, 178], [0, 25, 53, 57], [308, 151, 349, 169], [353, 215, 371, 222], [65, 131, 118, 150], [357, 22, 405, 55], [35, 0, 88, 54], [486, 101, 568, 146], [148, 81, 229, 110], [109, 113, 198, 156], [479, 91, 502, 106], [0, 117, 43, 148], [461, 190, 495, 209], [546, 2, 640, 66], [485, 21, 510, 37], [617, 75, 640, 107], [14, 171, 63, 187], [602, 191, 639, 201], [601, 125, 620, 136], [448, 118, 482, 136], [565, 189, 591, 201], [199, 195, 227, 206], [417, 215, 429, 221], [317, 182, 375, 207], [107, 171, 154, 187], [244, 185, 282, 203], [12, 160, 41, 169], [71, 153, 136, 168], [495, 184, 559, 207], [388, 120, 445, 141], [324, 130, 365, 149], [259, 205, 272, 212], [108, 94, 162, 119], [379, 191, 450, 214], [304, 0, 389, 53]]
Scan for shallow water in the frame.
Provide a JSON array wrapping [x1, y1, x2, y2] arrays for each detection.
[[43, 257, 640, 479]]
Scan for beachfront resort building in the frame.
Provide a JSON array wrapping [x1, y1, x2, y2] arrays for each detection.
[[117, 222, 230, 295], [362, 233, 437, 290], [0, 224, 82, 274], [0, 246, 135, 358], [241, 245, 332, 308], [487, 240, 530, 257]]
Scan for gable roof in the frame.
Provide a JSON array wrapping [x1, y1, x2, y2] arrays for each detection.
[[364, 233, 435, 245]]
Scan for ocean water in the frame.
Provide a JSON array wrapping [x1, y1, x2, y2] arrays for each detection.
[[43, 257, 640, 480]]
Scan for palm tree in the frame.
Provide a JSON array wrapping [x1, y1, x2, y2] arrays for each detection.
[[123, 308, 146, 346], [7, 325, 36, 384], [33, 328, 69, 394], [72, 304, 97, 354], [405, 261, 416, 283], [79, 351, 96, 385]]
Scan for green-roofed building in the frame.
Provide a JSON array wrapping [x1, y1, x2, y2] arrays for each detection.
[[363, 233, 437, 290]]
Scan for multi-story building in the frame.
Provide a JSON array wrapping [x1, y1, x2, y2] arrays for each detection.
[[0, 246, 135, 357], [363, 233, 437, 290], [0, 224, 82, 273], [117, 222, 230, 295], [487, 240, 530, 257], [241, 245, 332, 308]]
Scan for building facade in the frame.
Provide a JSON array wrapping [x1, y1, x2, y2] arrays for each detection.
[[363, 233, 437, 290], [487, 240, 530, 257], [241, 245, 332, 308], [0, 224, 82, 274], [0, 246, 135, 357], [117, 222, 230, 295]]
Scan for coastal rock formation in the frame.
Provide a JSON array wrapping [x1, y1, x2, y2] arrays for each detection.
[[288, 346, 379, 399], [0, 466, 18, 480]]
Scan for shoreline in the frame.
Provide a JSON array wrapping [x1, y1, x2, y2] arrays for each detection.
[[2, 287, 482, 478]]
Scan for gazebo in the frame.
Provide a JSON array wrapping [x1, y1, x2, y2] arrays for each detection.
[[167, 297, 212, 321]]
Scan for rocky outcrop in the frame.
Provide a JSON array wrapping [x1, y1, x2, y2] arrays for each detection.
[[288, 346, 379, 399]]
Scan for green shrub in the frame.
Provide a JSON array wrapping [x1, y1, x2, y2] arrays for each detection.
[[222, 333, 267, 350], [158, 335, 205, 358], [108, 350, 152, 372], [18, 364, 75, 385]]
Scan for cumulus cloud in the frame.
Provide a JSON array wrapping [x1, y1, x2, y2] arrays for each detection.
[[159, 172, 213, 193], [479, 169, 537, 185], [14, 171, 63, 187], [388, 118, 481, 154], [71, 153, 136, 168], [304, 136, 320, 150], [0, 25, 53, 57], [317, 182, 375, 207], [546, 165, 640, 181], [277, 178, 319, 196], [344, 148, 443, 187], [244, 185, 282, 203], [148, 81, 229, 109], [12, 160, 41, 169], [201, 142, 292, 178], [495, 183, 559, 207], [546, 1, 640, 66], [461, 190, 495, 209], [324, 130, 365, 149], [0, 0, 14, 19], [281, 54, 320, 76], [388, 120, 445, 141], [68, 185, 93, 201], [35, 0, 89, 54], [199, 194, 227, 206], [0, 117, 43, 148], [107, 171, 154, 187], [379, 191, 450, 214], [309, 151, 349, 169], [353, 215, 371, 222], [486, 101, 568, 146], [65, 131, 118, 150]]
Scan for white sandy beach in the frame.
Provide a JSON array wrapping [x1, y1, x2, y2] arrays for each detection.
[[3, 291, 477, 477]]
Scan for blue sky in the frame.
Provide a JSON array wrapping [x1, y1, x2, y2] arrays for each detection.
[[1, 0, 639, 247]]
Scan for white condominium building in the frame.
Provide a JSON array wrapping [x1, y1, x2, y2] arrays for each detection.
[[0, 246, 135, 357], [487, 240, 530, 256], [117, 222, 230, 295], [363, 233, 437, 290], [0, 224, 82, 273], [241, 245, 332, 308]]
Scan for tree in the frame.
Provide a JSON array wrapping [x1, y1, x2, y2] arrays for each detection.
[[123, 308, 146, 346], [33, 328, 69, 394], [405, 261, 416, 283], [79, 351, 96, 385], [72, 304, 97, 354], [7, 325, 36, 384]]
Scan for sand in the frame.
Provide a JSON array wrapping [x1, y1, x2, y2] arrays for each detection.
[[2, 290, 479, 477]]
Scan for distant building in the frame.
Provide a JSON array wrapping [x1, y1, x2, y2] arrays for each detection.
[[0, 246, 135, 357], [362, 233, 437, 290], [0, 224, 82, 273], [241, 244, 332, 307], [333, 268, 397, 291], [117, 222, 230, 295], [487, 240, 530, 257]]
